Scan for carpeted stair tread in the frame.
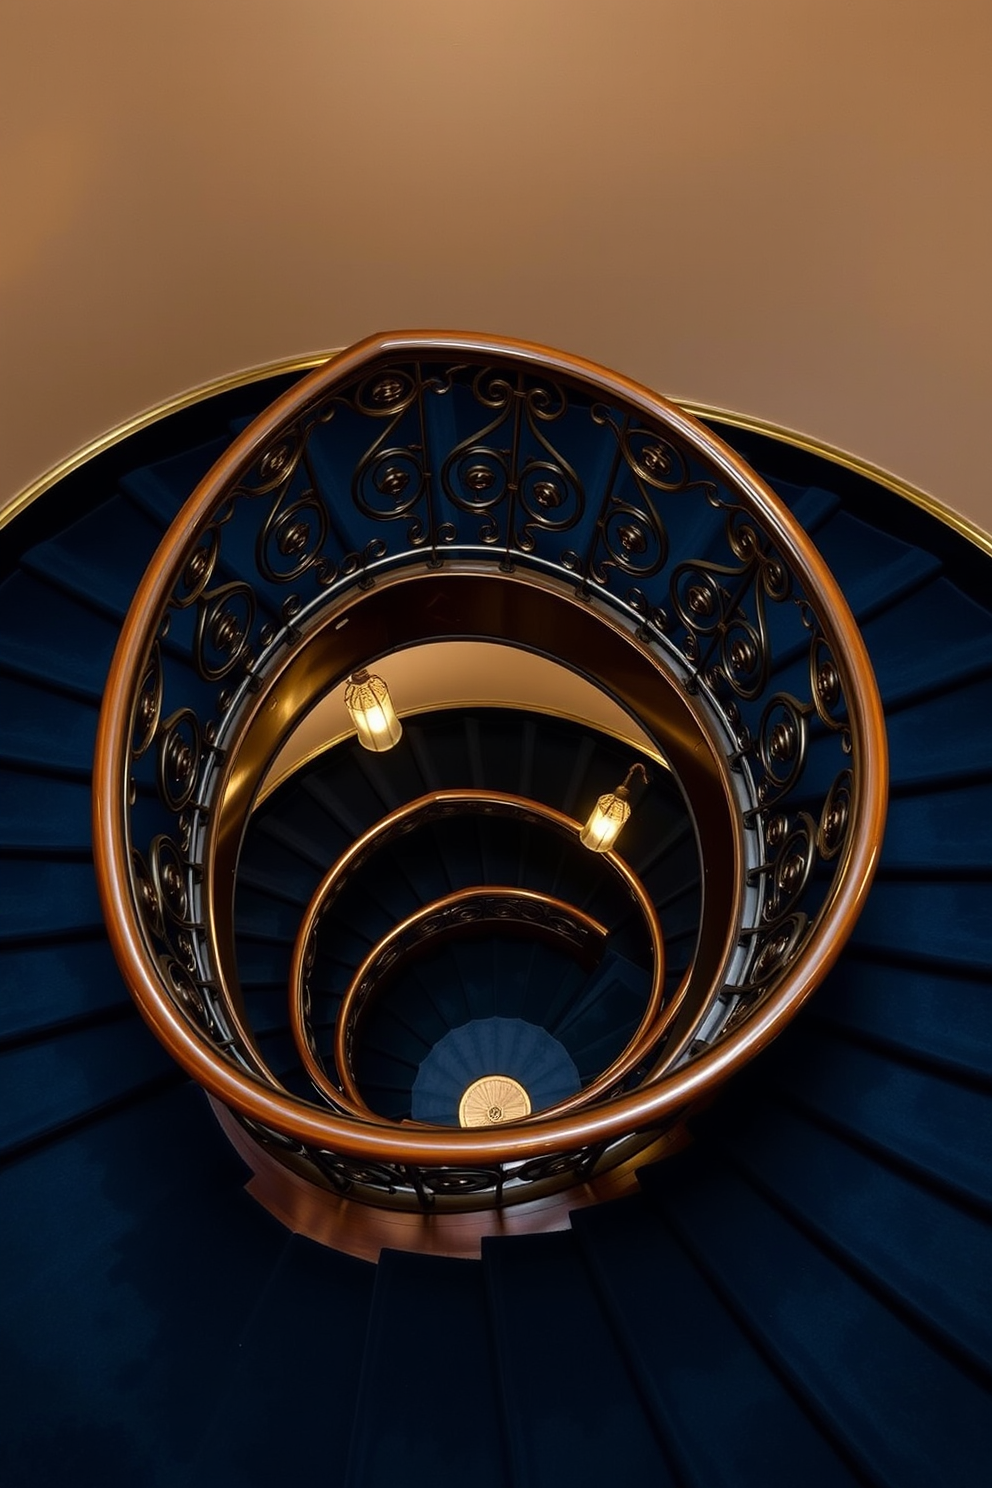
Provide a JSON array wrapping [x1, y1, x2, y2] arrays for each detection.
[[235, 936, 310, 989], [0, 858, 104, 941], [248, 795, 352, 869], [301, 765, 398, 841], [0, 768, 95, 852], [363, 989, 453, 1062], [411, 1019, 580, 1125], [0, 570, 122, 699], [0, 1083, 289, 1488], [712, 1100, 992, 1375], [186, 1235, 376, 1488], [572, 1193, 862, 1488], [769, 1031, 992, 1210], [646, 1157, 992, 1488], [361, 1004, 437, 1068], [850, 879, 990, 971], [0, 1082, 253, 1295], [764, 505, 943, 689], [777, 483, 840, 534], [236, 824, 335, 900], [811, 957, 992, 1080], [856, 576, 992, 705], [0, 1017, 177, 1160], [0, 939, 133, 1041], [450, 936, 586, 1027], [355, 1047, 423, 1091], [344, 1251, 508, 1488], [233, 883, 306, 943], [0, 674, 99, 774], [796, 506, 942, 621], [20, 495, 166, 617], [119, 437, 233, 526], [878, 780, 992, 872], [483, 1230, 675, 1487], [884, 673, 992, 788], [240, 989, 298, 1038], [551, 948, 649, 1043]]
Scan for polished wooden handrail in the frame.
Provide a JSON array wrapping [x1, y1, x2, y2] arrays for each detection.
[[93, 330, 887, 1180], [326, 887, 610, 1115], [287, 793, 668, 1119]]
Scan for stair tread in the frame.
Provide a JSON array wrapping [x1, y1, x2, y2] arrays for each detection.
[[0, 858, 104, 940], [0, 767, 95, 851], [647, 1156, 992, 1488], [0, 1081, 288, 1487], [879, 780, 992, 872], [185, 1235, 376, 1488], [574, 1194, 862, 1488], [0, 1016, 177, 1159], [0, 570, 121, 698], [814, 955, 992, 1080], [20, 495, 164, 616], [0, 939, 132, 1040], [714, 1099, 992, 1374], [885, 673, 992, 787], [0, 673, 99, 773], [345, 1251, 508, 1488], [770, 1029, 992, 1209], [484, 1230, 676, 1486], [851, 879, 991, 971]]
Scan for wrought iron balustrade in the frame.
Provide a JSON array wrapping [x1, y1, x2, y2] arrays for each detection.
[[93, 331, 887, 1217]]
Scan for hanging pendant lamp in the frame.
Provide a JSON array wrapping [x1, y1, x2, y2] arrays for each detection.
[[580, 762, 650, 852], [344, 669, 403, 752]]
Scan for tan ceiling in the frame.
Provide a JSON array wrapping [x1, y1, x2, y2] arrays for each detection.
[[2, 0, 990, 532]]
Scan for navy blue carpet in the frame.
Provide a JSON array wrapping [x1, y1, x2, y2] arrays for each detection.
[[0, 372, 989, 1487]]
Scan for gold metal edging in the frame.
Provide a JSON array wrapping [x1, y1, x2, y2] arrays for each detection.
[[0, 349, 338, 535], [5, 346, 990, 562], [677, 399, 992, 562]]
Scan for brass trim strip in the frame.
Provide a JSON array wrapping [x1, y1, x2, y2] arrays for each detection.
[[0, 350, 336, 534], [4, 346, 990, 561], [677, 400, 992, 561]]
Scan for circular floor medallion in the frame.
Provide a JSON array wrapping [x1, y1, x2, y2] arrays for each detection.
[[458, 1074, 532, 1128]]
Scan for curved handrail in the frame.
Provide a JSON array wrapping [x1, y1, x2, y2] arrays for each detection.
[[93, 330, 887, 1201], [327, 887, 610, 1118], [286, 793, 669, 1120]]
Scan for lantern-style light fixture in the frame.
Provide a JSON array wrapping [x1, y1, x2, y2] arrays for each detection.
[[343, 669, 403, 752], [580, 762, 650, 853]]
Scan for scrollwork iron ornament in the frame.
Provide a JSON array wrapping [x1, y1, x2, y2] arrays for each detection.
[[96, 333, 885, 1221]]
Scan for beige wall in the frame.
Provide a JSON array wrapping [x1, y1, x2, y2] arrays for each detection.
[[259, 643, 660, 802], [2, 1, 990, 531]]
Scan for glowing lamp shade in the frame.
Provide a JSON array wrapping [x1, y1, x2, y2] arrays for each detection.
[[579, 789, 631, 852], [344, 669, 402, 752], [579, 762, 649, 853]]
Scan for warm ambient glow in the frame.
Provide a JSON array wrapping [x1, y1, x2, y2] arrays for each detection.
[[580, 791, 632, 853], [343, 669, 402, 752], [580, 762, 650, 853]]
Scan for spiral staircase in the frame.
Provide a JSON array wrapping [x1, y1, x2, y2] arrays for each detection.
[[1, 335, 989, 1487]]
